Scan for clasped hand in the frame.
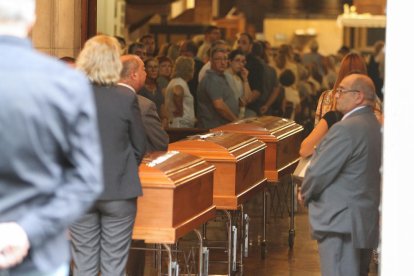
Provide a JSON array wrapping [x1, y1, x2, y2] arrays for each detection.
[[0, 223, 30, 269]]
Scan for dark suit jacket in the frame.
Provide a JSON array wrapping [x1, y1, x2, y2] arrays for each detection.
[[302, 106, 382, 248], [137, 95, 169, 152], [93, 85, 146, 200], [0, 35, 103, 273]]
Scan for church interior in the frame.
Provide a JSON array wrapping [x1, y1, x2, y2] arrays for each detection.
[[27, 0, 397, 275]]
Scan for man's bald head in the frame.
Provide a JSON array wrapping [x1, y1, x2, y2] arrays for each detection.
[[119, 54, 146, 91], [344, 74, 376, 105], [336, 74, 376, 114]]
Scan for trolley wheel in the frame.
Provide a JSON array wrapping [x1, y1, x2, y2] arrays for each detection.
[[288, 229, 295, 248], [260, 241, 267, 259]]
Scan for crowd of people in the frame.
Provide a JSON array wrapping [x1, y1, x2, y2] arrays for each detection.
[[112, 27, 384, 136]]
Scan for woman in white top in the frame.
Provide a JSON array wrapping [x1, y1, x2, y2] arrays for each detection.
[[224, 49, 254, 118], [165, 56, 196, 128]]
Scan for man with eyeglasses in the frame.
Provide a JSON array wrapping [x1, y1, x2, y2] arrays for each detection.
[[299, 74, 381, 276], [197, 47, 239, 128]]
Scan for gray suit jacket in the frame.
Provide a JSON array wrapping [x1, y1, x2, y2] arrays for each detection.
[[93, 85, 146, 200], [301, 106, 381, 248], [137, 95, 169, 152], [0, 36, 103, 273]]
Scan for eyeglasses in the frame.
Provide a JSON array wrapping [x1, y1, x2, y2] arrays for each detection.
[[336, 88, 360, 96]]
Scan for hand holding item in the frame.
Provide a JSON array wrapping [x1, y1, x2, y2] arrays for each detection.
[[240, 67, 249, 82], [0, 223, 30, 269]]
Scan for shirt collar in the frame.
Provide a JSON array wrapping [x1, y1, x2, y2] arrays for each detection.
[[117, 82, 136, 93], [341, 105, 367, 121]]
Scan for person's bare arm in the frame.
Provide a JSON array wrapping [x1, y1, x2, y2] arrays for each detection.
[[212, 98, 238, 122], [240, 67, 253, 105], [299, 118, 329, 158], [249, 89, 261, 103], [260, 85, 281, 114], [172, 85, 184, 117]]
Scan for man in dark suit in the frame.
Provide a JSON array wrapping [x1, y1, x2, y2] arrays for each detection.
[[0, 0, 103, 274], [300, 74, 382, 276], [119, 54, 169, 152], [119, 54, 168, 276]]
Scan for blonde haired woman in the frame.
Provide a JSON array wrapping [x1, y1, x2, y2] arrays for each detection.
[[165, 56, 196, 127], [71, 35, 146, 276]]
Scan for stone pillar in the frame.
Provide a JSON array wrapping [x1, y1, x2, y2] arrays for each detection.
[[31, 0, 82, 58]]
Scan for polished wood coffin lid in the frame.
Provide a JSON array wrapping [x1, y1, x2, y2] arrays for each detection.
[[212, 116, 304, 181], [168, 131, 266, 162], [133, 151, 216, 244], [169, 132, 267, 209]]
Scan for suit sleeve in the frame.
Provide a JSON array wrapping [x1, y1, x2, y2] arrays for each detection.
[[140, 100, 169, 152], [129, 94, 147, 163], [301, 124, 353, 206], [18, 77, 103, 248]]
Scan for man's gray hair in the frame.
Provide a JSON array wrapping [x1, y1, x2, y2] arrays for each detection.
[[0, 0, 36, 24], [351, 74, 376, 105]]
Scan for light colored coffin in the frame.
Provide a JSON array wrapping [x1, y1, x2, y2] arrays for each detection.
[[169, 132, 267, 210], [133, 151, 216, 244], [212, 116, 303, 182]]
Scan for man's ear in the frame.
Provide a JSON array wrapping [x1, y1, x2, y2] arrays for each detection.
[[131, 70, 138, 80], [355, 91, 365, 105]]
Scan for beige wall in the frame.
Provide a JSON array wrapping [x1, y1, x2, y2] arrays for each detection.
[[264, 18, 343, 55], [31, 0, 82, 58]]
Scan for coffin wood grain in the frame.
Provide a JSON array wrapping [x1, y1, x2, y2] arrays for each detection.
[[213, 116, 303, 182], [133, 151, 216, 244], [169, 132, 267, 210]]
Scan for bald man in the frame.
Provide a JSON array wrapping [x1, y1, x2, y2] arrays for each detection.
[[300, 74, 382, 276], [118, 55, 168, 152]]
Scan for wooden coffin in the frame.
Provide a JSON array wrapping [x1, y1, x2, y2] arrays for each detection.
[[133, 151, 216, 244], [212, 116, 303, 182], [169, 132, 267, 210]]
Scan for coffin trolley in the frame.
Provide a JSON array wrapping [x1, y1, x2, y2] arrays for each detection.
[[213, 116, 304, 250], [132, 151, 216, 276], [169, 131, 267, 275]]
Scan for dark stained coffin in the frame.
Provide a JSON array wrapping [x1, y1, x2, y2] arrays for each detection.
[[133, 151, 216, 244], [212, 116, 303, 182], [168, 132, 267, 210]]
